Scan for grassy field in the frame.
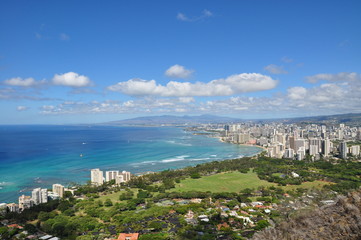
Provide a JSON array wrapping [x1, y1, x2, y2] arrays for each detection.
[[96, 172, 332, 201], [282, 180, 332, 191], [173, 171, 276, 193], [98, 188, 139, 203], [172, 171, 332, 193]]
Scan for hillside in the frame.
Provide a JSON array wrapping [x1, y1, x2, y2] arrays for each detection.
[[101, 113, 361, 126], [104, 114, 240, 125], [252, 190, 361, 240]]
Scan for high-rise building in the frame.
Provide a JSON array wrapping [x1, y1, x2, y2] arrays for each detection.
[[351, 145, 360, 156], [338, 129, 344, 140], [18, 195, 33, 210], [105, 170, 119, 182], [289, 136, 296, 150], [7, 203, 19, 213], [120, 171, 131, 182], [276, 133, 286, 145], [309, 145, 319, 156], [295, 139, 305, 152], [115, 174, 125, 184], [32, 188, 48, 205], [296, 147, 305, 160], [53, 184, 65, 198], [31, 188, 41, 205], [91, 168, 104, 185], [41, 188, 48, 203], [322, 139, 331, 156], [340, 141, 348, 159], [284, 148, 294, 159]]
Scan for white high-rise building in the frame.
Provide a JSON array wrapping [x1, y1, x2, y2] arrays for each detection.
[[32, 188, 48, 205], [296, 147, 305, 160], [32, 188, 41, 205], [105, 170, 119, 182], [120, 171, 131, 182], [91, 168, 104, 185], [53, 184, 65, 198], [7, 203, 19, 213], [309, 145, 319, 156], [351, 145, 360, 156], [19, 195, 33, 210], [41, 188, 48, 203], [115, 174, 125, 184]]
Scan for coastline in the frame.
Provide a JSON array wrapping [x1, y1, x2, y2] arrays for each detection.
[[217, 136, 267, 152], [0, 125, 262, 203]]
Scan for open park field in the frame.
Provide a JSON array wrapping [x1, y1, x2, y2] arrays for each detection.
[[172, 171, 331, 193]]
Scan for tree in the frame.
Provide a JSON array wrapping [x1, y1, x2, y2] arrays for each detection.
[[254, 220, 270, 230], [24, 224, 37, 234], [190, 172, 201, 179], [104, 199, 113, 207]]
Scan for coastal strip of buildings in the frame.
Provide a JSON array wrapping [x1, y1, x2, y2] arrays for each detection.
[[91, 169, 131, 186], [218, 122, 361, 161], [1, 169, 131, 214]]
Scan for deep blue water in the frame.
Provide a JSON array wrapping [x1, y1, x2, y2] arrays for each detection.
[[0, 125, 262, 203]]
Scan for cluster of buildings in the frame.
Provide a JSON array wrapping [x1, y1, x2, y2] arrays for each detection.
[[91, 168, 131, 185], [1, 169, 133, 214], [222, 122, 361, 160], [0, 183, 66, 214]]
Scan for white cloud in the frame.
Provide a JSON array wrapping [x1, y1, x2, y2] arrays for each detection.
[[306, 72, 360, 83], [287, 87, 307, 100], [16, 106, 29, 111], [40, 72, 361, 117], [165, 64, 194, 79], [52, 72, 91, 87], [60, 33, 70, 41], [3, 77, 44, 87], [264, 64, 288, 74], [177, 9, 213, 22], [108, 73, 278, 97]]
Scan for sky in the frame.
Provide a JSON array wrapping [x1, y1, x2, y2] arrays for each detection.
[[0, 0, 360, 124]]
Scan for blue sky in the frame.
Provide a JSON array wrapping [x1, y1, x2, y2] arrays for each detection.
[[0, 0, 360, 124]]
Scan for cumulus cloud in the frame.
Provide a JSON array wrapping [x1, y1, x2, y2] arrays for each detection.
[[52, 72, 91, 87], [16, 106, 29, 111], [287, 87, 307, 100], [48, 71, 361, 117], [3, 77, 45, 87], [165, 64, 194, 79], [177, 9, 213, 22], [264, 64, 288, 74], [40, 73, 361, 117], [108, 73, 277, 97], [306, 72, 360, 83]]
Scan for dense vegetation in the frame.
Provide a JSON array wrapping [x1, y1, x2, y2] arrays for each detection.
[[1, 156, 361, 239]]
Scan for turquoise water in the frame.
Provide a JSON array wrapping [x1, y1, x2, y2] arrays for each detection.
[[0, 125, 262, 203]]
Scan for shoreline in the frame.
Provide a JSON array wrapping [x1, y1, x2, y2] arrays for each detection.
[[0, 126, 262, 203], [217, 136, 267, 152]]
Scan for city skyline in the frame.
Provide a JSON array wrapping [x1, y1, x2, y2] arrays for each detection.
[[0, 0, 360, 124]]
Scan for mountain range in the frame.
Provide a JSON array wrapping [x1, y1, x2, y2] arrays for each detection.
[[102, 113, 361, 126]]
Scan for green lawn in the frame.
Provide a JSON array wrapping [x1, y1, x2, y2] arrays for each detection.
[[283, 180, 332, 191], [173, 171, 276, 193], [98, 188, 139, 203], [172, 171, 332, 193]]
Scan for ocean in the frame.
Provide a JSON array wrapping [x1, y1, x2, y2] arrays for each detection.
[[0, 125, 262, 203]]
